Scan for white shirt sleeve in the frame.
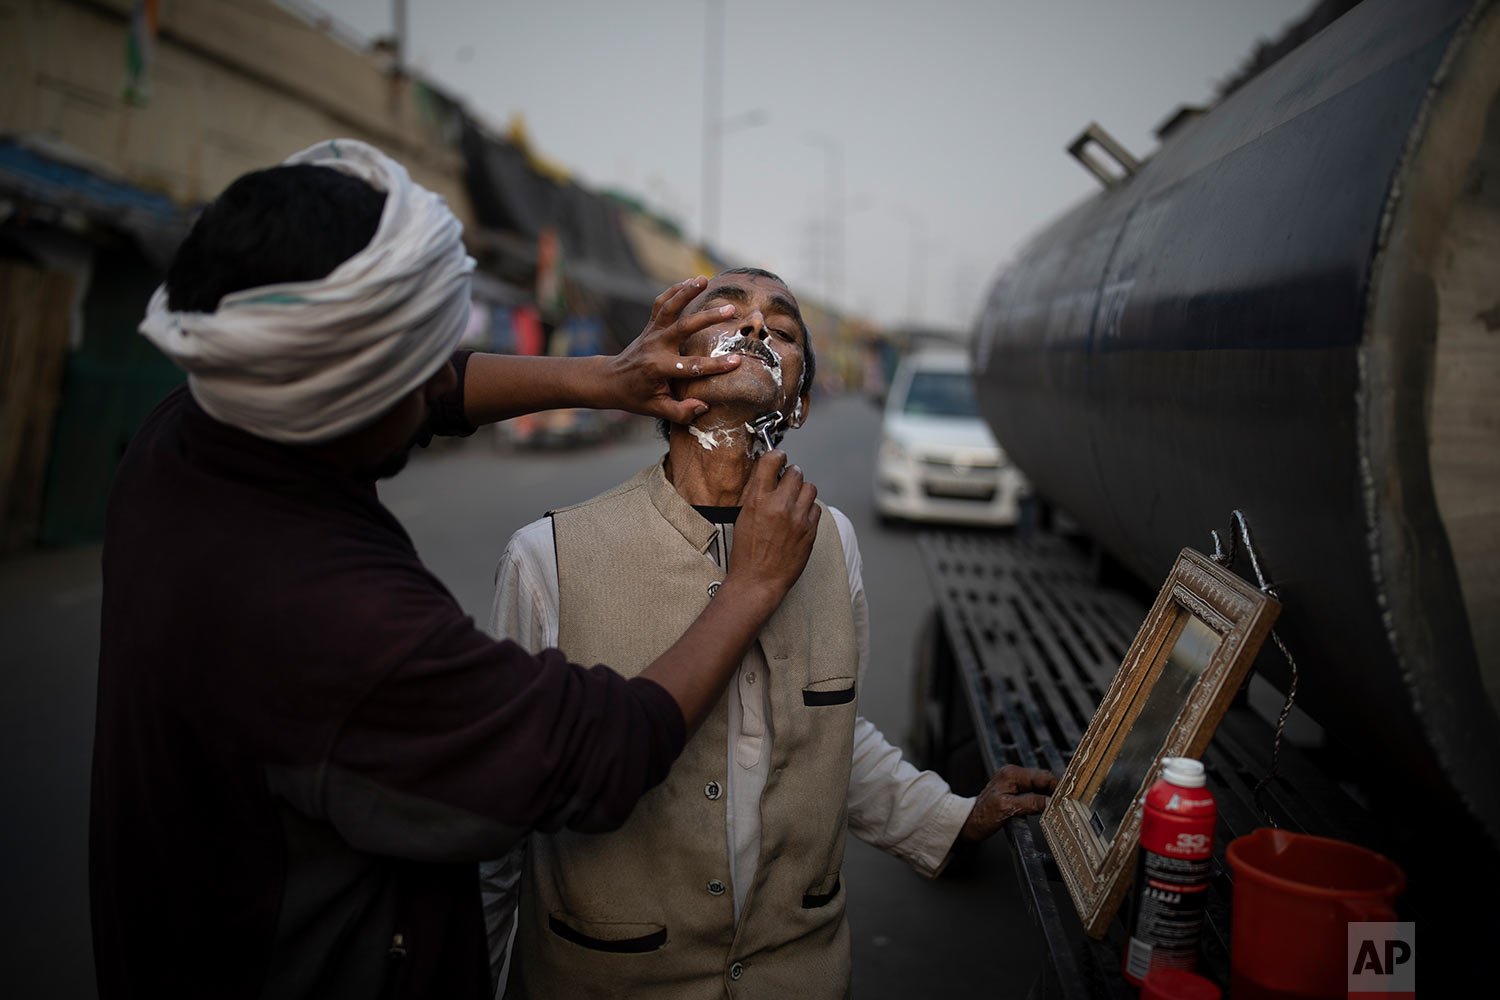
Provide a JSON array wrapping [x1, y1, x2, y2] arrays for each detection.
[[481, 517, 559, 998], [486, 517, 560, 652], [833, 508, 975, 878]]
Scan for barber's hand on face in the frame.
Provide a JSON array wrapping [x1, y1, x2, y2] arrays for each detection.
[[602, 277, 743, 423], [959, 765, 1057, 843], [727, 450, 821, 604]]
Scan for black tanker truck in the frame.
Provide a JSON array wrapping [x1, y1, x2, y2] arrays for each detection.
[[912, 0, 1499, 993]]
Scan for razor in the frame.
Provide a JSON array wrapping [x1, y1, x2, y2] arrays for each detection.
[[746, 411, 784, 456]]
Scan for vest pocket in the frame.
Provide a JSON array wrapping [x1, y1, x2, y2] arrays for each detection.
[[801, 873, 842, 909], [547, 913, 667, 954], [802, 678, 856, 706]]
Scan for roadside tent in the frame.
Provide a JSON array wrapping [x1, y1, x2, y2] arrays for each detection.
[[615, 207, 717, 286], [460, 117, 658, 350]]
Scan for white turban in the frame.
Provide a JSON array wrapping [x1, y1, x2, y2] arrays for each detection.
[[139, 138, 476, 444]]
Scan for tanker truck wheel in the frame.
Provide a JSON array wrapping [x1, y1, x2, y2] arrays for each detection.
[[909, 608, 990, 876]]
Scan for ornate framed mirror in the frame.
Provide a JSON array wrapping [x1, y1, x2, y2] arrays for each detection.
[[1040, 547, 1280, 937]]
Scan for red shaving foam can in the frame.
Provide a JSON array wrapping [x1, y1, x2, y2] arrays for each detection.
[[1123, 756, 1217, 986]]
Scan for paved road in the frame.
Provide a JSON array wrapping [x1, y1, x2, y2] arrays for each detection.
[[1, 392, 1044, 999]]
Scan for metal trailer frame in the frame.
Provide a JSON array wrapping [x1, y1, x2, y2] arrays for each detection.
[[913, 529, 1390, 998]]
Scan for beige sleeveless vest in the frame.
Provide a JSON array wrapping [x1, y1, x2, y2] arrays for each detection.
[[507, 462, 859, 1000]]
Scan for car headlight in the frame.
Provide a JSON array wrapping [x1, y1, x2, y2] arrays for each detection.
[[879, 437, 910, 463]]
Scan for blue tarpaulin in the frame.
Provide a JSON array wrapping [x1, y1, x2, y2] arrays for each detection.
[[0, 138, 189, 264]]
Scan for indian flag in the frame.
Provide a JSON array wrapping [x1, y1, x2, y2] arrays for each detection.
[[124, 0, 159, 105]]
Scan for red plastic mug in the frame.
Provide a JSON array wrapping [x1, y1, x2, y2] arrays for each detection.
[[1142, 967, 1221, 1000], [1225, 828, 1405, 1000]]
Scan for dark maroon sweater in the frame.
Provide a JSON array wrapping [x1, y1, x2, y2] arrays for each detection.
[[90, 359, 684, 999]]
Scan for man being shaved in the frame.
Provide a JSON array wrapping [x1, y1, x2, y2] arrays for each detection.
[[487, 267, 1055, 998]]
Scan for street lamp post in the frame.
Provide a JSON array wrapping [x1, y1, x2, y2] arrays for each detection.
[[392, 0, 408, 73], [896, 206, 928, 326], [802, 132, 844, 309], [701, 1, 766, 250], [701, 0, 724, 247]]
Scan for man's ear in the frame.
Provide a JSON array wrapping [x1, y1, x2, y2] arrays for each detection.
[[790, 391, 812, 428]]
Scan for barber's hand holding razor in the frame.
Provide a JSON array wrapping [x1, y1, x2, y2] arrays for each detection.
[[727, 450, 820, 606]]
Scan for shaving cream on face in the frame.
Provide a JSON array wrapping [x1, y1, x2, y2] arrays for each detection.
[[708, 330, 741, 357], [743, 423, 769, 459], [689, 425, 743, 452], [709, 331, 784, 387]]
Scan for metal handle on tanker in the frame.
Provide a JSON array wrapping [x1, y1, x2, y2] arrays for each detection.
[[1067, 123, 1141, 189]]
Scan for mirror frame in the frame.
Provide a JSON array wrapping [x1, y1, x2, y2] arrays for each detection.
[[1040, 547, 1280, 938]]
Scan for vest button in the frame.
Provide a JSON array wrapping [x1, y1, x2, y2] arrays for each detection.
[[707, 879, 726, 896], [708, 581, 722, 598], [729, 962, 744, 980], [705, 780, 722, 800]]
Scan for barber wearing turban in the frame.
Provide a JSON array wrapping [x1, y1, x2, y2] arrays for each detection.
[[92, 140, 820, 1000]]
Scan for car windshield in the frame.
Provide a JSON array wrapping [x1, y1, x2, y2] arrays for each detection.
[[901, 370, 977, 418]]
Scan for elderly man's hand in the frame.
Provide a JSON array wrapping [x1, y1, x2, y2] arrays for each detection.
[[601, 277, 742, 422], [959, 765, 1057, 843]]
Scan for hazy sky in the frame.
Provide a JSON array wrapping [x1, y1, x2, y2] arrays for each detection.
[[299, 0, 1311, 329]]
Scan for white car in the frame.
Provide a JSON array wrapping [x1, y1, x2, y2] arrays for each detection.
[[873, 350, 1029, 526]]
